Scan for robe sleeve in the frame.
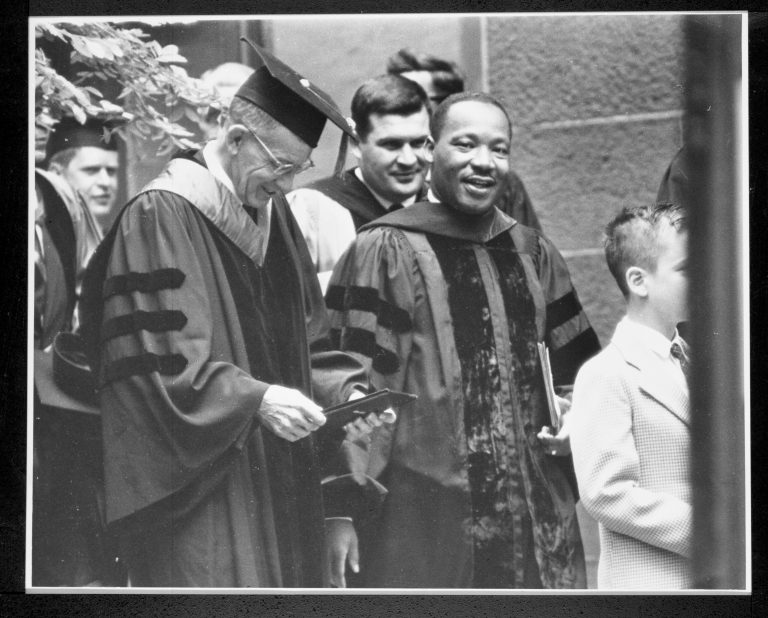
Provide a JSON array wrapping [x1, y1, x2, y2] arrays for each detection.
[[98, 191, 271, 521], [325, 226, 416, 391], [537, 233, 601, 386], [324, 226, 417, 491]]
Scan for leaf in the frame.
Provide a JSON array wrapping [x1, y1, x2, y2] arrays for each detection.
[[66, 101, 87, 124], [70, 35, 92, 59], [158, 53, 187, 65], [83, 37, 113, 60], [99, 99, 124, 114], [81, 85, 103, 97]]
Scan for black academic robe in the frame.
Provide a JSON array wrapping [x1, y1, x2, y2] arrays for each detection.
[[304, 168, 419, 230], [79, 152, 368, 587], [327, 202, 600, 588]]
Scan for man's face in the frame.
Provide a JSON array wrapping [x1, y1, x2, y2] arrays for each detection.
[[399, 71, 448, 111], [229, 121, 312, 209], [354, 109, 430, 205], [429, 100, 510, 217], [59, 146, 119, 230], [644, 223, 689, 327]]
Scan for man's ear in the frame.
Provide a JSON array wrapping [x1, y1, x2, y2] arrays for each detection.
[[625, 266, 648, 297], [350, 131, 363, 162], [225, 124, 248, 154], [48, 160, 64, 175], [424, 136, 435, 164]]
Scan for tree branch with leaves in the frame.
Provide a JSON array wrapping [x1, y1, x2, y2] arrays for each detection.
[[35, 21, 222, 156]]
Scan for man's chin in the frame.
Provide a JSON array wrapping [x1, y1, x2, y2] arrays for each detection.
[[87, 201, 115, 218]]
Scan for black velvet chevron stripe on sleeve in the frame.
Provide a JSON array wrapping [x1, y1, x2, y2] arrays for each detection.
[[100, 310, 188, 342], [103, 352, 188, 384], [325, 284, 346, 311], [545, 290, 582, 334], [325, 284, 411, 332], [549, 328, 601, 386], [102, 268, 186, 299], [341, 327, 400, 375]]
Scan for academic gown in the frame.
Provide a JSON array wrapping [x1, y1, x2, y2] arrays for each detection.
[[326, 202, 600, 588], [32, 169, 112, 587], [303, 168, 396, 230], [79, 152, 368, 587]]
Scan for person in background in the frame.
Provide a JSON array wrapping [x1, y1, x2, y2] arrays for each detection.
[[198, 61, 254, 141], [387, 47, 542, 231], [326, 92, 600, 588], [288, 75, 430, 292], [46, 116, 121, 234], [570, 202, 692, 589], [78, 40, 392, 588], [33, 117, 119, 586]]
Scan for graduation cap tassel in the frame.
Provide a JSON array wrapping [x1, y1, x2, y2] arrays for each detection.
[[334, 132, 348, 178]]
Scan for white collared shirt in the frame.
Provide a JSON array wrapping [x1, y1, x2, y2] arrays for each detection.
[[353, 168, 417, 211], [622, 317, 688, 394]]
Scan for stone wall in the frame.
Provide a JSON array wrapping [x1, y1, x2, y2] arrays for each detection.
[[486, 14, 685, 343]]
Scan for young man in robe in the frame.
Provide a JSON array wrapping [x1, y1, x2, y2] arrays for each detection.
[[78, 40, 390, 588], [33, 126, 113, 586], [326, 92, 601, 588], [46, 116, 121, 234], [386, 47, 543, 231], [288, 74, 431, 292]]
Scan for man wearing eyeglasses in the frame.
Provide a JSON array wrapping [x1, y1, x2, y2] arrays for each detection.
[[288, 74, 431, 292], [77, 41, 390, 588]]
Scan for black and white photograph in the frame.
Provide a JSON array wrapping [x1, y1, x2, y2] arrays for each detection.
[[20, 11, 750, 599]]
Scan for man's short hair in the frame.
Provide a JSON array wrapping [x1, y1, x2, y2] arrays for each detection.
[[386, 48, 465, 97], [47, 147, 79, 171], [604, 202, 688, 297], [430, 92, 512, 143], [350, 75, 430, 142], [227, 96, 281, 134]]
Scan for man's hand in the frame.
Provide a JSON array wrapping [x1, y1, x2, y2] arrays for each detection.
[[341, 391, 397, 484], [342, 390, 397, 442], [257, 384, 325, 442], [325, 518, 359, 588], [537, 395, 572, 456]]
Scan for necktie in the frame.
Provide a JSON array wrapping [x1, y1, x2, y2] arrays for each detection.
[[670, 340, 690, 385]]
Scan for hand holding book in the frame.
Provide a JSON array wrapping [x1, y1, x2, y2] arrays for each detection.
[[536, 342, 572, 456]]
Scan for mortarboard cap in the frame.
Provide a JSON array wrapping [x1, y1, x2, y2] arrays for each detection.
[[235, 38, 354, 148], [45, 116, 120, 162]]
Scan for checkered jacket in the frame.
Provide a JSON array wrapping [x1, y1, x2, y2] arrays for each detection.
[[570, 318, 693, 589]]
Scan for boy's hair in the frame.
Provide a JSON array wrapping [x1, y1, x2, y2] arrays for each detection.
[[350, 74, 429, 142], [604, 202, 688, 297]]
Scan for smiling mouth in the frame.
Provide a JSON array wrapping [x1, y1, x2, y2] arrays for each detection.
[[463, 177, 496, 192]]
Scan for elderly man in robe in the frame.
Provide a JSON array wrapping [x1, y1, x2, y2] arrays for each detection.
[[78, 40, 390, 588]]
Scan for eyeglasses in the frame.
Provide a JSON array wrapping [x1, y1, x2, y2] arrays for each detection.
[[242, 124, 314, 177]]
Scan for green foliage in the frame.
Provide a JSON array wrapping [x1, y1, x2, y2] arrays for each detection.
[[35, 21, 223, 154]]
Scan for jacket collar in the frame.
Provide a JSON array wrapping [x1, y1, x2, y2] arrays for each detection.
[[611, 317, 690, 426]]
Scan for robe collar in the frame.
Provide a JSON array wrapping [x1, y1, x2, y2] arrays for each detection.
[[359, 200, 516, 244], [140, 150, 267, 264]]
